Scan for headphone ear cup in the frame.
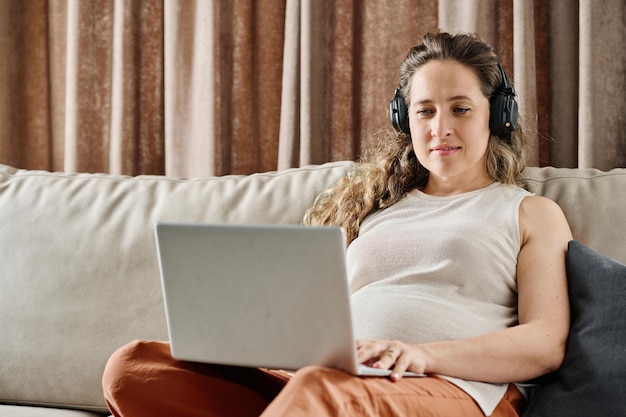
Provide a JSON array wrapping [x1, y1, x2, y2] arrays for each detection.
[[489, 63, 519, 141], [389, 89, 410, 134], [489, 92, 518, 139]]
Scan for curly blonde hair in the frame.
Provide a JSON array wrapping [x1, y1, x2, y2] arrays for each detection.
[[304, 32, 528, 245]]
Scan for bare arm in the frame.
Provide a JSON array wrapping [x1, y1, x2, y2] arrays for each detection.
[[357, 196, 573, 382]]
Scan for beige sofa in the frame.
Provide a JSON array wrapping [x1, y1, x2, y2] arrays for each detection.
[[1, 161, 625, 416]]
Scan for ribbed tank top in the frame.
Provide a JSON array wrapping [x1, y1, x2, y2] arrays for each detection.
[[347, 182, 532, 416]]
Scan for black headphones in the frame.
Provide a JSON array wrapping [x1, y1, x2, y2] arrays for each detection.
[[389, 62, 518, 141]]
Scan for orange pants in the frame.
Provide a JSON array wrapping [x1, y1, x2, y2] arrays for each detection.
[[102, 340, 525, 417]]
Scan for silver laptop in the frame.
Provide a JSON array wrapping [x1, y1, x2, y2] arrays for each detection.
[[155, 222, 422, 377]]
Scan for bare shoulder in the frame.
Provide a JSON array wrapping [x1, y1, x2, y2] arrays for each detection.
[[519, 196, 572, 244], [520, 195, 566, 219], [519, 195, 573, 246]]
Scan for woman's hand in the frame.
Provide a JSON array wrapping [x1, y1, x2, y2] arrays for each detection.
[[357, 339, 428, 381]]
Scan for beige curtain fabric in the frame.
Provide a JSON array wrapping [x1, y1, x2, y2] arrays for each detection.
[[577, 0, 626, 169], [274, 0, 438, 172], [165, 0, 287, 177], [64, 0, 164, 175], [0, 0, 164, 175], [0, 0, 624, 176]]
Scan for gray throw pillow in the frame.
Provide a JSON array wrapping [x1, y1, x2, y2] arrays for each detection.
[[522, 240, 626, 416]]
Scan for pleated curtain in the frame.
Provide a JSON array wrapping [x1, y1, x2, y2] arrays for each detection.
[[0, 0, 624, 176]]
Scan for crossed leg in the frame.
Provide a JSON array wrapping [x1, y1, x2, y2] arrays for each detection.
[[103, 341, 524, 417]]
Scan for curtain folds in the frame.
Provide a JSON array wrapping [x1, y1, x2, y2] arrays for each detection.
[[0, 0, 624, 176], [276, 0, 437, 172], [578, 0, 626, 169]]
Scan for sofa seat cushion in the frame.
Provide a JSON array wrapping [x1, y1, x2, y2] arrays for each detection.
[[0, 404, 108, 416]]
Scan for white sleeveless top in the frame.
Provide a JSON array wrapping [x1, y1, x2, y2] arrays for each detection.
[[347, 182, 532, 416]]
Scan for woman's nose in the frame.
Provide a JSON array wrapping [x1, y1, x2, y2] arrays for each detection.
[[431, 113, 452, 138]]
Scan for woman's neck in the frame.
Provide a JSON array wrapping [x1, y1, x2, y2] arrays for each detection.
[[421, 174, 495, 196]]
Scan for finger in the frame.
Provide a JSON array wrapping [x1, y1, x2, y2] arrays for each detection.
[[373, 348, 398, 370], [356, 340, 381, 363], [356, 339, 372, 350], [390, 355, 410, 382]]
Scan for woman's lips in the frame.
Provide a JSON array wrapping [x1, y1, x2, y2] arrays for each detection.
[[430, 146, 461, 155]]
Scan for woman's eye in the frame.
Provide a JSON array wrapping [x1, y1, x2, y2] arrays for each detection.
[[454, 107, 470, 114], [416, 109, 433, 116]]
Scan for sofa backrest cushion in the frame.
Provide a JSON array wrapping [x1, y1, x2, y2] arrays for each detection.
[[521, 166, 626, 264], [0, 161, 352, 412]]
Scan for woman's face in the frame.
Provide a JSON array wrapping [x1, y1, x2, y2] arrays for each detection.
[[408, 60, 492, 189]]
